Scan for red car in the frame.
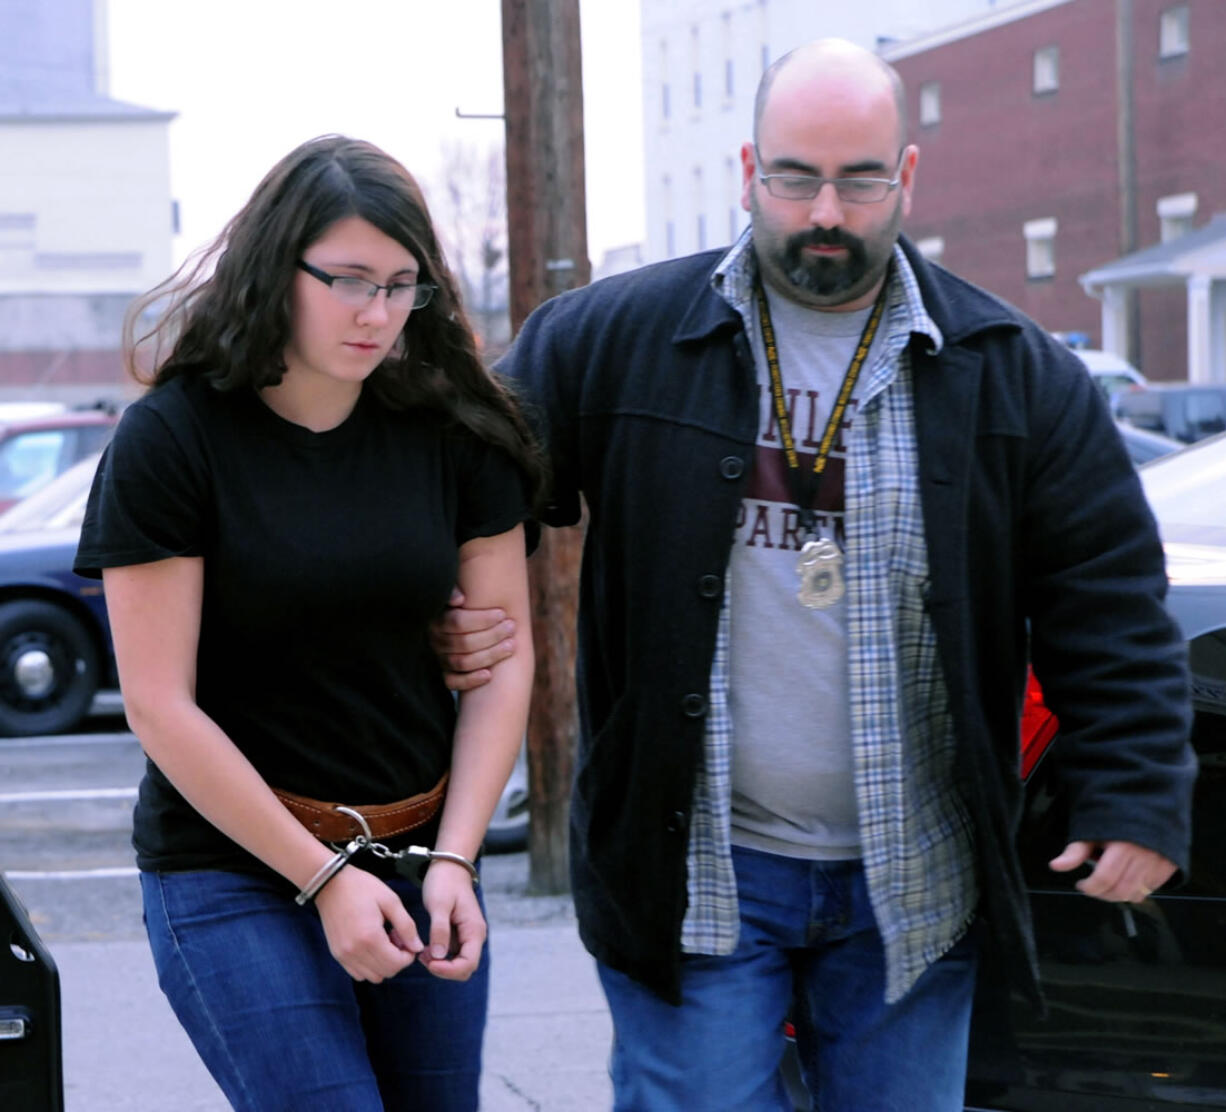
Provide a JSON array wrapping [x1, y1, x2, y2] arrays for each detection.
[[0, 404, 119, 514]]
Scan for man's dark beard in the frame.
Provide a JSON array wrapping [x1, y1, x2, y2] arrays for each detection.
[[781, 228, 869, 297]]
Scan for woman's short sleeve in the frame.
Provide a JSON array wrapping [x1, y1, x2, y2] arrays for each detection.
[[450, 431, 532, 546], [74, 397, 210, 578]]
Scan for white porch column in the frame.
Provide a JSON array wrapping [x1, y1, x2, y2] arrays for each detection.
[[1187, 274, 1212, 383], [1210, 279, 1226, 383], [1100, 285, 1130, 357]]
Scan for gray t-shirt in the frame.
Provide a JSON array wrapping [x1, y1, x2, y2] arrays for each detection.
[[728, 287, 884, 860]]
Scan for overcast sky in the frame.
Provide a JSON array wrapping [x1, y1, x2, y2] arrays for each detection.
[[105, 0, 645, 268]]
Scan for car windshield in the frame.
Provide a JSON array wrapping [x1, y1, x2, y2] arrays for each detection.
[[1139, 431, 1226, 547], [0, 453, 100, 534], [1186, 390, 1226, 439], [0, 430, 70, 501]]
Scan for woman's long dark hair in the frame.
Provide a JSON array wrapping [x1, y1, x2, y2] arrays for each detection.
[[125, 134, 543, 501]]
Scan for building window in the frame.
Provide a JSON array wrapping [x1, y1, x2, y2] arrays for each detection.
[[917, 236, 945, 264], [1159, 4, 1190, 58], [1033, 45, 1059, 94], [660, 41, 670, 121], [694, 167, 705, 250], [757, 0, 770, 72], [1157, 192, 1197, 242], [722, 12, 734, 98], [0, 212, 35, 266], [0, 213, 36, 253], [919, 82, 941, 127], [35, 252, 142, 270], [663, 175, 674, 258], [692, 26, 702, 110], [726, 158, 737, 241], [1023, 217, 1057, 279]]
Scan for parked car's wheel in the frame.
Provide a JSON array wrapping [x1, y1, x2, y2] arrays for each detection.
[[0, 599, 99, 736], [484, 745, 529, 853]]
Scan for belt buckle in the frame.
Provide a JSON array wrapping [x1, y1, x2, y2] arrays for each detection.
[[333, 805, 373, 843]]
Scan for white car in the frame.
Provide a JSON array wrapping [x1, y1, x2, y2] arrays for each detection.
[[1070, 348, 1148, 405]]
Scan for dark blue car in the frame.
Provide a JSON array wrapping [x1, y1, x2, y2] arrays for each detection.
[[0, 456, 114, 736]]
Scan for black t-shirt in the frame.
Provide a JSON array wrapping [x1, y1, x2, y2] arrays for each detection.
[[75, 375, 529, 872]]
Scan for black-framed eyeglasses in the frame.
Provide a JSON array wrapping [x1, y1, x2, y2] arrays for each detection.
[[756, 148, 906, 204], [297, 260, 437, 310]]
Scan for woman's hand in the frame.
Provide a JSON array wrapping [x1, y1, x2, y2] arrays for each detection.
[[422, 524, 528, 983], [418, 860, 488, 981], [314, 866, 424, 982]]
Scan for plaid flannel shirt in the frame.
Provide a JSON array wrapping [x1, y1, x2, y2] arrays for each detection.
[[683, 232, 979, 1003]]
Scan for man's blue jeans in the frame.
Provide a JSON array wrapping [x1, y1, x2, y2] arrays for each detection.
[[597, 846, 979, 1112], [140, 867, 488, 1111]]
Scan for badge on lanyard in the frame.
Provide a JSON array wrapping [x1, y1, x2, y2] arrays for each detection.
[[796, 536, 845, 609], [756, 274, 888, 610]]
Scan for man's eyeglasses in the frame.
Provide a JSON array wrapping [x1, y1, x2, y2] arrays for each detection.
[[756, 149, 906, 204], [297, 260, 437, 310]]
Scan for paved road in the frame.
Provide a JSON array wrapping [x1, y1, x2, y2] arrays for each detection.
[[1, 723, 614, 1111]]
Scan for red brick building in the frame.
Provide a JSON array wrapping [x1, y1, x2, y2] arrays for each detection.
[[883, 0, 1226, 381]]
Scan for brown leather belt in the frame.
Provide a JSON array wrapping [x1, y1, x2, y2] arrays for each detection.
[[273, 773, 447, 843]]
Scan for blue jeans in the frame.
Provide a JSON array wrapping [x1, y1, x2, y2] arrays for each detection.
[[597, 846, 979, 1112], [141, 867, 488, 1111]]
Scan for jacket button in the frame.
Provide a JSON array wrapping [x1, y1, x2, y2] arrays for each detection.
[[682, 693, 707, 717], [697, 574, 722, 598], [666, 811, 688, 834], [719, 456, 744, 480]]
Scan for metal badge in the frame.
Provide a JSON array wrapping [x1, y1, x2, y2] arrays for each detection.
[[796, 538, 845, 609]]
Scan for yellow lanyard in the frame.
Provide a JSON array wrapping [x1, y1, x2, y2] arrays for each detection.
[[754, 276, 889, 537]]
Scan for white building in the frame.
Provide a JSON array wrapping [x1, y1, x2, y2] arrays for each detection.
[[0, 0, 175, 397], [639, 0, 1004, 264]]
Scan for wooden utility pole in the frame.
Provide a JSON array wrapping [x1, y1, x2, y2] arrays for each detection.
[[1115, 0, 1140, 362], [501, 0, 589, 894]]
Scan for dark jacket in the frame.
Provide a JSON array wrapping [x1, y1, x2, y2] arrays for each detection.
[[500, 237, 1196, 1005]]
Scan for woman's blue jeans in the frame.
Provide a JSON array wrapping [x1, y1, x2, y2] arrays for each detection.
[[140, 867, 488, 1111], [597, 846, 979, 1112]]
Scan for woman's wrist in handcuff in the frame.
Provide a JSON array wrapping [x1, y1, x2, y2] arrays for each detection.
[[294, 841, 362, 906], [420, 849, 481, 886], [293, 844, 479, 905]]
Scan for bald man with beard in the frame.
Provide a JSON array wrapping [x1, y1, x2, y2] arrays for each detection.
[[436, 38, 1195, 1111]]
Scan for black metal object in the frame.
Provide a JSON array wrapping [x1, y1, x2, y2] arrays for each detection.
[[778, 700, 1226, 1110], [0, 875, 63, 1112], [964, 705, 1226, 1110]]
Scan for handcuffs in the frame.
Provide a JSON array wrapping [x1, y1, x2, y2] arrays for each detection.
[[294, 805, 479, 906]]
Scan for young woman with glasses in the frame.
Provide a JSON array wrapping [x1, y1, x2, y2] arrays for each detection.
[[75, 135, 539, 1110]]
